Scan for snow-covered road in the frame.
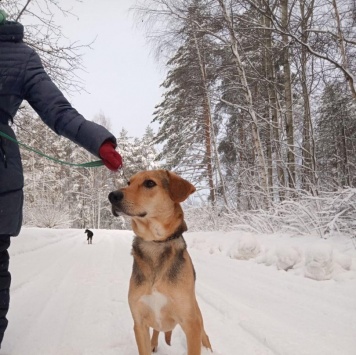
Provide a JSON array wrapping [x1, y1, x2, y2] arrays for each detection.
[[2, 228, 356, 355]]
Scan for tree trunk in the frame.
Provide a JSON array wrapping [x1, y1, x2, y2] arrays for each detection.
[[341, 116, 351, 186], [191, 31, 215, 205], [203, 97, 216, 204], [299, 0, 317, 192], [263, 8, 286, 201], [218, 0, 269, 205], [280, 0, 296, 190]]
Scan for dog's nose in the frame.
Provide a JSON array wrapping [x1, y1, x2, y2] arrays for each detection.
[[108, 191, 124, 204]]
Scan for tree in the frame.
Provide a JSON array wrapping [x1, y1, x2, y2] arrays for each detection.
[[3, 0, 90, 94], [149, 1, 221, 204], [316, 82, 356, 189], [280, 0, 296, 189]]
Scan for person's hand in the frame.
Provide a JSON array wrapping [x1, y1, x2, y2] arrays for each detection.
[[99, 141, 123, 171]]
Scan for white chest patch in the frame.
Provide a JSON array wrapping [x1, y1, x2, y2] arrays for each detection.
[[140, 291, 168, 327]]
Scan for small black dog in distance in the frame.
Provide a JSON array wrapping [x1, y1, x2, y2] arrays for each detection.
[[84, 229, 93, 244]]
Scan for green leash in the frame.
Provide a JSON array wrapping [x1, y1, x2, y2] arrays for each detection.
[[0, 130, 104, 168]]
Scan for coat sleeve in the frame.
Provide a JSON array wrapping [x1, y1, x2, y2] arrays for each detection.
[[22, 50, 116, 157]]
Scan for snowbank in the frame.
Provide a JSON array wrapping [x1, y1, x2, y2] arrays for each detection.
[[188, 231, 355, 282], [228, 235, 261, 260]]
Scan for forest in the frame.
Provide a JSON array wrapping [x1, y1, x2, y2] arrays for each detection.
[[3, 0, 356, 239]]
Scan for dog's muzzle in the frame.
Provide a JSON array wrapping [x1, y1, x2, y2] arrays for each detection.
[[108, 191, 124, 204], [108, 190, 147, 218], [108, 191, 124, 216]]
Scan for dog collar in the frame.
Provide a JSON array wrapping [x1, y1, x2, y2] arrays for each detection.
[[153, 224, 186, 243]]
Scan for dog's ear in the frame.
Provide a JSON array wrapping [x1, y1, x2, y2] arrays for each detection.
[[166, 171, 196, 203]]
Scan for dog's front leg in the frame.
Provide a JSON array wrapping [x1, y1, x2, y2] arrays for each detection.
[[133, 322, 151, 355], [151, 329, 159, 352], [182, 319, 204, 355]]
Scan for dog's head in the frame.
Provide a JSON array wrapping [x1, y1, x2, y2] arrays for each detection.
[[108, 170, 195, 240]]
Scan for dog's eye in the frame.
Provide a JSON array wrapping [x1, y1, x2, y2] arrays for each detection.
[[127, 181, 130, 186], [143, 180, 156, 188]]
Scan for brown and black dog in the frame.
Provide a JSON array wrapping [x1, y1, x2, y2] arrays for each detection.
[[108, 170, 212, 355]]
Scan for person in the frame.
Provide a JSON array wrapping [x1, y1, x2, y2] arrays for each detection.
[[84, 229, 94, 244], [0, 10, 123, 347]]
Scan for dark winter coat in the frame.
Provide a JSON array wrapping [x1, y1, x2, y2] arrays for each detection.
[[0, 21, 116, 236]]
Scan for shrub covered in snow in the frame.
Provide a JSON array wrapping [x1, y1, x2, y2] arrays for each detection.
[[24, 203, 72, 228], [304, 245, 334, 281], [334, 251, 352, 271], [228, 235, 261, 260], [185, 188, 356, 241], [275, 246, 303, 271], [187, 231, 355, 282]]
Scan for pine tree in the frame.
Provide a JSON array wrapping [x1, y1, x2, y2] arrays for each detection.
[[152, 2, 220, 203]]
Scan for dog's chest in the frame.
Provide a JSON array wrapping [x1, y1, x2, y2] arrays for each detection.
[[140, 290, 167, 316], [132, 236, 187, 286], [139, 289, 169, 328]]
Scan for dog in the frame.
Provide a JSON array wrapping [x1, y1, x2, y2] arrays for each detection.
[[84, 229, 93, 244], [108, 170, 212, 355]]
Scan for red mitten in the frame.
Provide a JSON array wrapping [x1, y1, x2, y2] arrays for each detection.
[[99, 141, 123, 171]]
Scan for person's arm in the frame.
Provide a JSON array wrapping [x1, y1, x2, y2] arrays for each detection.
[[22, 49, 120, 164]]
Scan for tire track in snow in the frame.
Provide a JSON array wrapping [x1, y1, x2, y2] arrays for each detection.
[[10, 230, 79, 257], [191, 248, 355, 355], [196, 281, 280, 355], [10, 234, 84, 294], [6, 233, 133, 355]]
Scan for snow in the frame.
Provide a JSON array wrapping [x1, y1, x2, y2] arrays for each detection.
[[2, 228, 356, 355], [304, 244, 334, 281]]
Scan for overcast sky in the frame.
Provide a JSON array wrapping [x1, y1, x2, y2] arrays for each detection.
[[57, 0, 164, 138]]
